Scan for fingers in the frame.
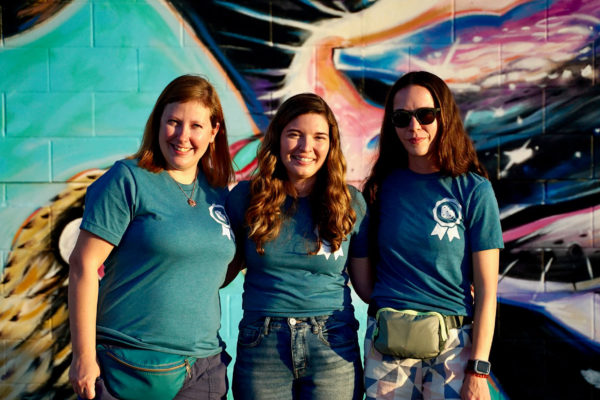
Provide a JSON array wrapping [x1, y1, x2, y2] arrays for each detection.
[[71, 378, 97, 399], [82, 382, 96, 399], [69, 357, 100, 399]]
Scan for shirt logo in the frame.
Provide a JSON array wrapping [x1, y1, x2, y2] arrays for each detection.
[[209, 204, 234, 241], [314, 228, 343, 260], [430, 198, 462, 242]]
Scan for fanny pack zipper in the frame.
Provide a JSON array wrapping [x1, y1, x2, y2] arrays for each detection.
[[106, 352, 193, 378]]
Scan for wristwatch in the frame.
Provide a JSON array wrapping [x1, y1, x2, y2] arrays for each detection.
[[466, 359, 491, 375]]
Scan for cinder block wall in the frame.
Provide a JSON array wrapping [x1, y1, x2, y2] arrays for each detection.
[[1, 1, 599, 399]]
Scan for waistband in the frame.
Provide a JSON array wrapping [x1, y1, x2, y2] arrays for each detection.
[[368, 303, 472, 329], [262, 316, 322, 335], [241, 309, 357, 326], [268, 316, 321, 324], [240, 311, 360, 336]]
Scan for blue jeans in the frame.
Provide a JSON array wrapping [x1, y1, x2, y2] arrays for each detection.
[[232, 314, 364, 400]]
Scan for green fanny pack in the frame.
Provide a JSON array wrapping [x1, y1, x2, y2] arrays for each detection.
[[373, 308, 450, 359], [96, 343, 197, 400]]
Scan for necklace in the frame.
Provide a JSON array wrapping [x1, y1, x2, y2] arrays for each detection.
[[170, 171, 198, 207]]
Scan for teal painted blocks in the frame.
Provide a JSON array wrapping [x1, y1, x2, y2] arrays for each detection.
[[138, 47, 211, 92], [1, 94, 4, 137], [52, 137, 140, 181], [94, 92, 155, 136], [6, 92, 93, 137], [50, 48, 138, 92], [6, 183, 69, 208], [0, 138, 51, 182], [0, 49, 49, 92], [94, 2, 181, 47]]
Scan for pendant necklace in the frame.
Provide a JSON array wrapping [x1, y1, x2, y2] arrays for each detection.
[[171, 170, 198, 207]]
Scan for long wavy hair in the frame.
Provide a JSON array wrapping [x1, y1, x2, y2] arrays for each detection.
[[132, 74, 234, 187], [363, 70, 487, 205], [246, 93, 356, 255]]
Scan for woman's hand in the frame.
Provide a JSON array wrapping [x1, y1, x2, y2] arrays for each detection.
[[69, 355, 100, 399], [461, 373, 491, 400]]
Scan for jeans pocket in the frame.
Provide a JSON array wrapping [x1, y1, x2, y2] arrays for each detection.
[[318, 317, 358, 348], [237, 320, 264, 348]]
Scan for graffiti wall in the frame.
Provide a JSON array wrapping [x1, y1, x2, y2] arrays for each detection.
[[1, 0, 599, 398]]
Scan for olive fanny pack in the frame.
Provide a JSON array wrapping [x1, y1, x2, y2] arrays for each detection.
[[96, 343, 197, 400], [373, 308, 468, 359]]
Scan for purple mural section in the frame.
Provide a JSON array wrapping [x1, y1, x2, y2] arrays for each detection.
[[1, 0, 599, 399]]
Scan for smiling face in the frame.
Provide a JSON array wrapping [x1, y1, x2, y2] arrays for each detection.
[[158, 101, 219, 183], [279, 112, 330, 196], [393, 84, 440, 173]]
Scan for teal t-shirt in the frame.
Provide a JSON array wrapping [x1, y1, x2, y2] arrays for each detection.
[[371, 169, 504, 316], [81, 159, 236, 358], [226, 181, 368, 319]]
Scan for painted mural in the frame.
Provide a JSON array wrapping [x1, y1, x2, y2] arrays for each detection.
[[1, 0, 599, 399]]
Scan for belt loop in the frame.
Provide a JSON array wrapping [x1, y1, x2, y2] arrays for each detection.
[[263, 317, 271, 336], [444, 315, 456, 330], [309, 317, 319, 334], [444, 315, 470, 330]]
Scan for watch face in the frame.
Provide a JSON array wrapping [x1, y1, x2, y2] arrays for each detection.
[[474, 360, 491, 374]]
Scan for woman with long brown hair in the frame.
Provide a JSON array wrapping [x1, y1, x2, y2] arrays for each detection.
[[363, 71, 503, 399], [226, 93, 372, 399]]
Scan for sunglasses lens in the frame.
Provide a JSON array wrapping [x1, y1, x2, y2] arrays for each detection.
[[392, 111, 411, 127], [416, 109, 436, 125]]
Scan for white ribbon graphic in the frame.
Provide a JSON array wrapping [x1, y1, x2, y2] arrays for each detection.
[[430, 198, 462, 242], [209, 204, 234, 241]]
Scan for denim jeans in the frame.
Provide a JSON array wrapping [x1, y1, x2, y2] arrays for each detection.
[[232, 314, 364, 400]]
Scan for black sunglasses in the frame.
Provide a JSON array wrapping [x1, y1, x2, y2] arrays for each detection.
[[391, 107, 440, 127]]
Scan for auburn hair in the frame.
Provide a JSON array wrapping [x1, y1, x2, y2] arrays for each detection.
[[132, 74, 234, 187], [363, 70, 487, 206], [245, 93, 356, 255]]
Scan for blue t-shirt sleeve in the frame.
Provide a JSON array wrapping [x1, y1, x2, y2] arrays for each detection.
[[349, 185, 369, 258], [225, 180, 250, 235], [466, 179, 504, 252], [80, 161, 136, 246]]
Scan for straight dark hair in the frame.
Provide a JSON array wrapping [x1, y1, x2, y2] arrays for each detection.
[[363, 70, 487, 205]]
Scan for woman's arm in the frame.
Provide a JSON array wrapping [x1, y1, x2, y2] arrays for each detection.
[[221, 246, 246, 288], [461, 248, 499, 400], [68, 230, 114, 399], [348, 257, 374, 303]]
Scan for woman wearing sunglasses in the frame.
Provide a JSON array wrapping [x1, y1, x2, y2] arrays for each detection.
[[362, 71, 503, 399]]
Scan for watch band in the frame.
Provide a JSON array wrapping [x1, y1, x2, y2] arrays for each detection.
[[466, 371, 489, 379]]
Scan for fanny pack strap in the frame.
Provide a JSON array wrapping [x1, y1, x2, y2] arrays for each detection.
[[370, 304, 472, 330], [444, 315, 472, 329]]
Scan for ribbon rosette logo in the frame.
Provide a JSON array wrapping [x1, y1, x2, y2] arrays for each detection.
[[209, 204, 234, 240], [314, 227, 343, 260], [430, 198, 462, 242]]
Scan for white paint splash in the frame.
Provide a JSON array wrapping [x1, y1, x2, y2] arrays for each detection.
[[500, 139, 533, 178], [581, 369, 600, 389]]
